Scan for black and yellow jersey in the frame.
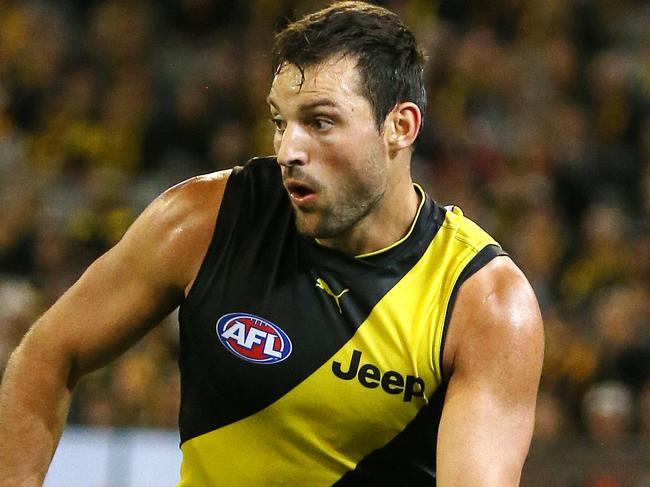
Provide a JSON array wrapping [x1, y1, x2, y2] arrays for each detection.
[[177, 157, 505, 486]]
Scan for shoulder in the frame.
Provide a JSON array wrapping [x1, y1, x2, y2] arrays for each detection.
[[115, 169, 232, 292], [436, 258, 544, 485], [443, 256, 544, 381], [149, 157, 280, 251], [155, 170, 231, 229]]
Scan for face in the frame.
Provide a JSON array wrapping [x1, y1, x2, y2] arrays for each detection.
[[267, 56, 389, 239]]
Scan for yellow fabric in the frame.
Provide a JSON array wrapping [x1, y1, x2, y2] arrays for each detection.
[[178, 205, 499, 486]]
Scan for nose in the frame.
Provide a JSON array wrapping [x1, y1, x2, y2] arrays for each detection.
[[276, 123, 309, 167]]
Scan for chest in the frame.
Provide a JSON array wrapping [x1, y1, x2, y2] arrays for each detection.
[[178, 244, 442, 443]]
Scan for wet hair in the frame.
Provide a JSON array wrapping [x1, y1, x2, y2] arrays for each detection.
[[272, 1, 427, 133]]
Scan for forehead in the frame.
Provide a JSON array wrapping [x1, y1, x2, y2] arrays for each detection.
[[268, 55, 367, 109]]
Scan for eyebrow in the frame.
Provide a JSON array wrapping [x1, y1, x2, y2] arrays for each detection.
[[267, 96, 341, 113], [298, 98, 341, 112]]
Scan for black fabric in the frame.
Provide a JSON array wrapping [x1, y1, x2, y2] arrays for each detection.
[[333, 383, 447, 487], [177, 157, 445, 444]]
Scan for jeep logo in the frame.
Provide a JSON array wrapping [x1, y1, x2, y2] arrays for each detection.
[[331, 349, 426, 402]]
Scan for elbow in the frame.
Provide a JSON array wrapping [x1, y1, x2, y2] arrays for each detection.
[[6, 325, 79, 393]]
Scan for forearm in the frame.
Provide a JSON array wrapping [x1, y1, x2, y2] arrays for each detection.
[[0, 337, 74, 486]]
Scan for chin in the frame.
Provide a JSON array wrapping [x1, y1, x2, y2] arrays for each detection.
[[294, 218, 321, 238], [294, 217, 347, 241], [292, 205, 363, 240]]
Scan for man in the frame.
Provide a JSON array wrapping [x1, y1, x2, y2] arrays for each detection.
[[0, 2, 543, 485]]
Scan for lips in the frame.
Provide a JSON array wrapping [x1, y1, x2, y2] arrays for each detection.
[[284, 180, 317, 204]]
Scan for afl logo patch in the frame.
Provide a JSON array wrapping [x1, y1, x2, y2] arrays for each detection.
[[216, 313, 292, 364]]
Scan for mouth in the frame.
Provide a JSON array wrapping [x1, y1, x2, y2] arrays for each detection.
[[285, 180, 317, 204]]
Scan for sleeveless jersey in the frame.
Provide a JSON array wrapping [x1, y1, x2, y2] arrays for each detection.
[[177, 157, 505, 486]]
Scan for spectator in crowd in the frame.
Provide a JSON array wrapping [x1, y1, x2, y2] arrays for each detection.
[[0, 3, 648, 479]]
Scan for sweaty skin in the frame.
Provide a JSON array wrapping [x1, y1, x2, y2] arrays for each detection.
[[0, 172, 229, 486], [0, 54, 542, 487], [439, 257, 544, 485]]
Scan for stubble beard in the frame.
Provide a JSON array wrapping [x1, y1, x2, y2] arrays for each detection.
[[293, 155, 386, 240], [293, 192, 381, 239]]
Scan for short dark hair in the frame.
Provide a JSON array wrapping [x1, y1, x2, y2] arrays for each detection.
[[272, 1, 427, 133]]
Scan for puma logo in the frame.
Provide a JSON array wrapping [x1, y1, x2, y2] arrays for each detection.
[[315, 277, 349, 314]]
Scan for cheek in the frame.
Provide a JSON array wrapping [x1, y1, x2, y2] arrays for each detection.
[[273, 133, 282, 153], [330, 145, 381, 190], [329, 131, 373, 160]]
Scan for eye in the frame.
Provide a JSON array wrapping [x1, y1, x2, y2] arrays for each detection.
[[271, 116, 286, 133], [312, 118, 333, 131]]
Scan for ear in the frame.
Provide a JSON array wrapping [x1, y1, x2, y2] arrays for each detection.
[[384, 102, 422, 152]]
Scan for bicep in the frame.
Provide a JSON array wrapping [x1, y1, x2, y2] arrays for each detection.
[[32, 240, 182, 381], [436, 258, 544, 486], [21, 173, 226, 382]]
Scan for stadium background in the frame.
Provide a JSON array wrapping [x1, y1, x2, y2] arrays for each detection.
[[0, 0, 649, 485]]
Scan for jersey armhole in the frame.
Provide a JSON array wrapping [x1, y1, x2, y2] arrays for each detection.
[[179, 167, 245, 321], [438, 244, 508, 382]]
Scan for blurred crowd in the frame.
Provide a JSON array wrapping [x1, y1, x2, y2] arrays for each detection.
[[0, 0, 649, 483]]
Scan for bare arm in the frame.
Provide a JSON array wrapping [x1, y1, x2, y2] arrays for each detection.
[[0, 171, 229, 486], [437, 257, 544, 486]]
